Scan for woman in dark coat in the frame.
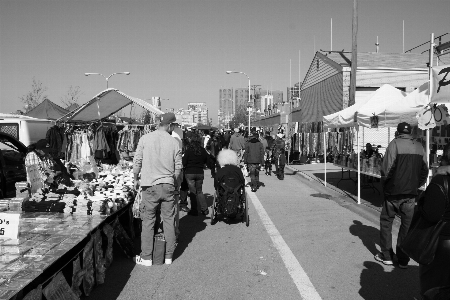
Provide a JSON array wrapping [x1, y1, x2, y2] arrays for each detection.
[[182, 134, 209, 216]]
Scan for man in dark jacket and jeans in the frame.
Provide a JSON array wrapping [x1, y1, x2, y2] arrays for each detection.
[[244, 132, 265, 192], [375, 122, 428, 269]]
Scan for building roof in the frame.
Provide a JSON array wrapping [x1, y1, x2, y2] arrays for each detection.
[[324, 52, 429, 69]]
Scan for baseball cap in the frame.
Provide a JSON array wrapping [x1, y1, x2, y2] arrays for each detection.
[[397, 122, 412, 134], [234, 128, 239, 133], [35, 139, 51, 153], [160, 112, 177, 125]]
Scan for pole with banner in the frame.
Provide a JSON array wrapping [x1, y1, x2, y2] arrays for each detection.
[[427, 33, 435, 185]]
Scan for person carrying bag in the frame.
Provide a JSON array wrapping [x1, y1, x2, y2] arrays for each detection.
[[400, 173, 450, 297]]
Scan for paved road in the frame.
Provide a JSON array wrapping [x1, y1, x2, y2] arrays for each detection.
[[86, 168, 421, 300]]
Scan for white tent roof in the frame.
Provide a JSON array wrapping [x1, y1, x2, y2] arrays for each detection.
[[57, 89, 163, 123], [357, 83, 428, 127], [323, 97, 371, 129]]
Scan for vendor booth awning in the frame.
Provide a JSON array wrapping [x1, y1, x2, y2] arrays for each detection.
[[25, 99, 69, 120], [57, 89, 163, 123], [357, 82, 430, 128], [323, 95, 372, 129]]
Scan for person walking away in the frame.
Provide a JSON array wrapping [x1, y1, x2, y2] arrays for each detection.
[[223, 130, 231, 149], [415, 167, 450, 298], [183, 134, 209, 216], [229, 128, 247, 169], [215, 149, 246, 190], [206, 131, 222, 178], [375, 122, 428, 268], [244, 132, 265, 192], [264, 132, 275, 175], [272, 133, 286, 180], [133, 112, 182, 266], [203, 130, 211, 149]]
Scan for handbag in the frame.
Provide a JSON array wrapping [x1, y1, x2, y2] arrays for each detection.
[[400, 176, 449, 265]]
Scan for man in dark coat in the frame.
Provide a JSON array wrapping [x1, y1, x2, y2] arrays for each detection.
[[223, 130, 231, 149], [375, 122, 428, 268], [206, 131, 222, 178], [244, 132, 265, 192], [272, 133, 286, 180]]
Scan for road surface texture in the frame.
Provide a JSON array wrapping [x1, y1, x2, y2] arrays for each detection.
[[86, 167, 420, 300]]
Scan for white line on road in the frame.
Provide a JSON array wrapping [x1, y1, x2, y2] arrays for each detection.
[[246, 188, 322, 300]]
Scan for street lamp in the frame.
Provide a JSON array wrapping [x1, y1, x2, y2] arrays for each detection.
[[84, 72, 130, 89], [226, 71, 251, 135]]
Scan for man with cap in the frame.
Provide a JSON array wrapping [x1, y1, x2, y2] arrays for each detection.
[[133, 112, 182, 266], [244, 131, 265, 192], [375, 122, 428, 269]]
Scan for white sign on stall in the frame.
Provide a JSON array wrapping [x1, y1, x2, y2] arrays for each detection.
[[0, 213, 20, 240], [431, 64, 450, 104]]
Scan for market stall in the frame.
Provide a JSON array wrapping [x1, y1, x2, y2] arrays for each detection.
[[323, 84, 415, 203], [0, 89, 163, 299]]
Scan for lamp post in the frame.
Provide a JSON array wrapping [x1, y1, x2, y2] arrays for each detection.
[[226, 71, 251, 135], [84, 72, 130, 89]]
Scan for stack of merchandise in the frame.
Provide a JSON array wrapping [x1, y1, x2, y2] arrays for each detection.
[[14, 182, 29, 199], [0, 200, 9, 211]]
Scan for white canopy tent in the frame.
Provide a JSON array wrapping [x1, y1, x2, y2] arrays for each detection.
[[57, 89, 163, 123], [323, 84, 408, 203], [357, 83, 428, 128]]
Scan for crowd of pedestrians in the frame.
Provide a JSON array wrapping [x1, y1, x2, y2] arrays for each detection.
[[132, 112, 288, 267]]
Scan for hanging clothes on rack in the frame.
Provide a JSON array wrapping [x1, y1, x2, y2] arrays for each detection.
[[46, 125, 65, 159]]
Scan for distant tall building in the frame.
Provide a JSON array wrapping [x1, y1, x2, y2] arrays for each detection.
[[234, 88, 250, 109], [219, 88, 234, 128], [187, 102, 208, 125], [260, 90, 283, 104]]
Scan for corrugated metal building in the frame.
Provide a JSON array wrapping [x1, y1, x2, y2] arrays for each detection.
[[298, 51, 429, 124]]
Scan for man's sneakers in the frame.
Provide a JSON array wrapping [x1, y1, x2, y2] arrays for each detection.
[[165, 258, 173, 265], [374, 252, 393, 265], [135, 255, 152, 266]]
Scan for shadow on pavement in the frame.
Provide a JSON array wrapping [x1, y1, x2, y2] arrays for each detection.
[[313, 170, 384, 207], [359, 261, 420, 300], [349, 220, 380, 255], [173, 213, 207, 260]]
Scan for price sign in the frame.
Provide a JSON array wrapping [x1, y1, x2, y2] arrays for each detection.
[[0, 213, 20, 240], [26, 164, 43, 193]]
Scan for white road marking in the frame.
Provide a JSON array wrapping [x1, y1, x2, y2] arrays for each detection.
[[246, 188, 322, 300]]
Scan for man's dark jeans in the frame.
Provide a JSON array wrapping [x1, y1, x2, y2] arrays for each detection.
[[185, 173, 207, 212], [380, 194, 415, 265], [248, 164, 260, 189]]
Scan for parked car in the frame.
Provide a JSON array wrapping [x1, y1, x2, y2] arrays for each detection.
[[0, 132, 27, 198]]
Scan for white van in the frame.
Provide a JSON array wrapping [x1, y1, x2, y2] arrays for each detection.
[[0, 114, 54, 147]]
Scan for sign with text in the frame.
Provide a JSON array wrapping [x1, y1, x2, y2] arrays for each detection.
[[431, 64, 450, 104], [26, 164, 42, 193], [0, 213, 20, 240]]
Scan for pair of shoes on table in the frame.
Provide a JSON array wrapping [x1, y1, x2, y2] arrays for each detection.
[[374, 252, 393, 265], [135, 255, 152, 266], [179, 206, 190, 213]]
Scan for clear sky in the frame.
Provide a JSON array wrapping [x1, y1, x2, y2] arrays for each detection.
[[0, 0, 449, 123]]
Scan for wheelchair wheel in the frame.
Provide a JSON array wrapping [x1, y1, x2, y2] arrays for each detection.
[[211, 192, 217, 225], [244, 193, 249, 227]]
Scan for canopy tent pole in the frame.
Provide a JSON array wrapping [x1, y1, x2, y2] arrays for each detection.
[[426, 33, 434, 186], [324, 131, 327, 186], [357, 126, 361, 204]]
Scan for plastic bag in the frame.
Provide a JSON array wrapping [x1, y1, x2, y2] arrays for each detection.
[[71, 256, 84, 298], [112, 217, 135, 258], [93, 230, 106, 285], [102, 223, 114, 269], [82, 236, 94, 296], [43, 272, 78, 300], [132, 189, 142, 219]]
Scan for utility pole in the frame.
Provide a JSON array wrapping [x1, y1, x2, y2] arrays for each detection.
[[349, 0, 358, 108]]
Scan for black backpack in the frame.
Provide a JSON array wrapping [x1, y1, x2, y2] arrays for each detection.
[[219, 181, 243, 217]]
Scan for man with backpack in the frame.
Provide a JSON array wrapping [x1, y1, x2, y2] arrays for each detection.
[[375, 122, 428, 269], [244, 132, 265, 192]]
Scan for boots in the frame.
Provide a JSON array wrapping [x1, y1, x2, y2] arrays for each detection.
[[277, 166, 285, 180]]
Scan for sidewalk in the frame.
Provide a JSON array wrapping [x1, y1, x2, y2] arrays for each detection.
[[286, 163, 384, 211]]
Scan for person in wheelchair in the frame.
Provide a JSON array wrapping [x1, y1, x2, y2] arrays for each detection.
[[214, 149, 246, 217]]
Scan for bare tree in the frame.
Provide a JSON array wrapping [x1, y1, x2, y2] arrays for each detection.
[[61, 85, 83, 108], [229, 105, 247, 129], [19, 78, 48, 112]]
